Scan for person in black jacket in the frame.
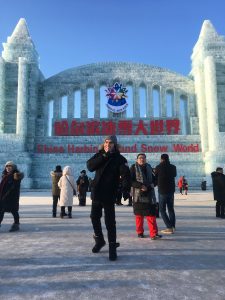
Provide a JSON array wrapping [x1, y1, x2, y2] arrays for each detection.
[[76, 170, 89, 206], [211, 167, 225, 218], [0, 161, 24, 232], [155, 153, 177, 234], [87, 135, 131, 261]]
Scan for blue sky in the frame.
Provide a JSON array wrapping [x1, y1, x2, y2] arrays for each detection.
[[0, 0, 225, 78]]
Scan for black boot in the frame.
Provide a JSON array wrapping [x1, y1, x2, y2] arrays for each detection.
[[109, 242, 120, 261], [9, 223, 20, 232], [216, 203, 221, 217], [68, 207, 72, 218], [92, 235, 106, 253], [60, 207, 67, 218], [220, 205, 225, 218]]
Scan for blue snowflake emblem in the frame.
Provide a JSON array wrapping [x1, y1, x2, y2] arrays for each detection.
[[105, 82, 128, 113]]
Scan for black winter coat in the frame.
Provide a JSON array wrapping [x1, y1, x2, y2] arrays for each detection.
[[211, 171, 225, 203], [76, 175, 89, 194], [0, 171, 24, 212], [87, 150, 131, 203], [155, 161, 177, 194], [130, 164, 156, 216]]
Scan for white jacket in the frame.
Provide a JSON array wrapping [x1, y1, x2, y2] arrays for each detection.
[[58, 166, 76, 207]]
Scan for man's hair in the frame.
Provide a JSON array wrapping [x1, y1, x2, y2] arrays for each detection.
[[161, 153, 169, 161], [216, 167, 223, 172], [137, 153, 146, 159], [55, 165, 62, 172]]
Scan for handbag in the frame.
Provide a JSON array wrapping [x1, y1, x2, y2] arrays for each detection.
[[65, 175, 76, 196]]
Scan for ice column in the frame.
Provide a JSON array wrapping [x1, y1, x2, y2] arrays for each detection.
[[16, 57, 28, 136], [0, 57, 5, 133], [204, 56, 219, 151]]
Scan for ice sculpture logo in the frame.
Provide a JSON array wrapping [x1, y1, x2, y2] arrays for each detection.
[[105, 82, 128, 113]]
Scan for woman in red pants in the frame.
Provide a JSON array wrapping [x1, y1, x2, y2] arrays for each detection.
[[130, 153, 162, 240]]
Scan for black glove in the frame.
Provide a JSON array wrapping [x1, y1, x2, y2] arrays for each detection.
[[102, 151, 114, 159]]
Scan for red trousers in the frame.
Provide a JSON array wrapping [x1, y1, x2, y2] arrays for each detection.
[[135, 215, 158, 238]]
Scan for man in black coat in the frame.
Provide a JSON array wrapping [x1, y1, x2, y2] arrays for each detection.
[[155, 153, 177, 234], [87, 135, 131, 261], [211, 167, 225, 218], [76, 170, 89, 206]]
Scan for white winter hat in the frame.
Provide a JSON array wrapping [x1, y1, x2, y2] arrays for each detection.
[[5, 161, 16, 170], [5, 161, 15, 167]]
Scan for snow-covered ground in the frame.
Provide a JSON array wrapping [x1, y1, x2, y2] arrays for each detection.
[[0, 191, 225, 300]]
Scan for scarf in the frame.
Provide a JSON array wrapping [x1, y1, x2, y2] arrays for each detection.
[[133, 163, 156, 204]]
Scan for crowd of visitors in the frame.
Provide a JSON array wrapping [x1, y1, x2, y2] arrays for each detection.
[[0, 135, 224, 261]]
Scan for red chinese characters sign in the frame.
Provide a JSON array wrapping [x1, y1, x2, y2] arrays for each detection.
[[53, 119, 180, 136]]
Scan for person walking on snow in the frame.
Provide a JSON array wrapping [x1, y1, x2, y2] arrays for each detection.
[[50, 165, 62, 217], [155, 154, 177, 234], [130, 153, 162, 240], [0, 161, 24, 232], [211, 167, 225, 218], [182, 176, 188, 195], [58, 166, 76, 219], [178, 176, 183, 195], [76, 170, 89, 206], [87, 135, 131, 261]]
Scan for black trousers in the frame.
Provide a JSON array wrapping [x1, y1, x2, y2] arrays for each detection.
[[52, 195, 60, 214], [0, 209, 20, 224], [90, 201, 116, 243], [78, 191, 87, 206], [216, 201, 225, 217], [116, 191, 122, 205]]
